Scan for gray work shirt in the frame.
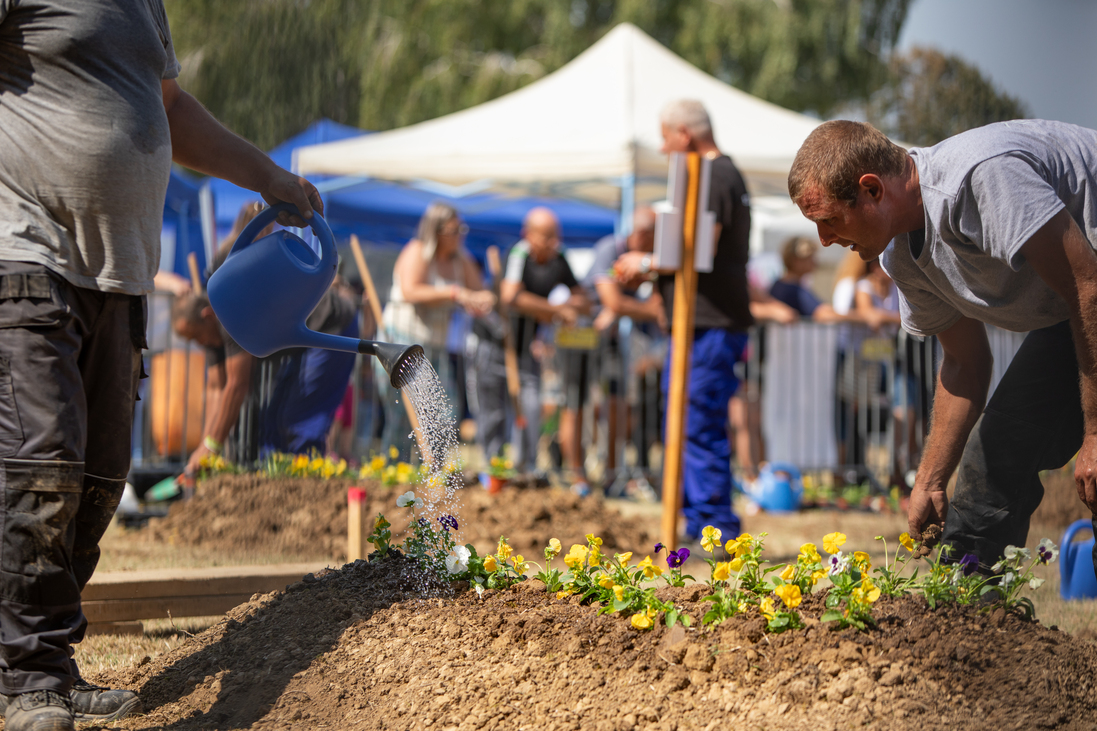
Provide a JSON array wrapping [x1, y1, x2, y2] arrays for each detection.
[[0, 0, 181, 295], [881, 119, 1097, 336]]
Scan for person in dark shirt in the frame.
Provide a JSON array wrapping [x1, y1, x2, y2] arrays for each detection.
[[500, 208, 591, 481], [614, 99, 754, 539], [769, 236, 844, 322]]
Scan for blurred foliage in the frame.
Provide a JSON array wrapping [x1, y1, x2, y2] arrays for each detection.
[[166, 0, 912, 150], [865, 46, 1030, 146]]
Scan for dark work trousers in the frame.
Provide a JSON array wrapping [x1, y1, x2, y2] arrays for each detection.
[[943, 319, 1092, 576], [0, 261, 142, 694]]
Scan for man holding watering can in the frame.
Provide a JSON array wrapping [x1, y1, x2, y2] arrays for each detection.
[[0, 2, 321, 729], [789, 119, 1097, 580]]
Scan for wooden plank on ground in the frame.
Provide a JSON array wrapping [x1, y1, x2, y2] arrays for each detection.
[[82, 562, 333, 625]]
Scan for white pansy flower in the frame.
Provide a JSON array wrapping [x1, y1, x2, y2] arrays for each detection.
[[445, 545, 471, 575], [1029, 577, 1045, 590], [396, 491, 422, 508], [1037, 538, 1059, 565]]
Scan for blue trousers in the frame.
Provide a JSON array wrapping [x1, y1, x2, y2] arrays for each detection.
[[663, 328, 748, 539], [261, 320, 357, 455]]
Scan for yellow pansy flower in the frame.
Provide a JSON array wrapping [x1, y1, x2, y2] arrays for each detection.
[[729, 557, 744, 572], [564, 544, 588, 569], [617, 552, 633, 566], [899, 532, 915, 552], [599, 575, 615, 590], [588, 548, 602, 568], [811, 569, 827, 585], [823, 532, 847, 554], [631, 612, 653, 630], [497, 540, 513, 560], [799, 542, 821, 563], [638, 555, 663, 578], [546, 538, 562, 559], [701, 525, 723, 552], [780, 564, 796, 582], [853, 551, 872, 570], [585, 534, 603, 547], [759, 597, 776, 621], [712, 562, 731, 582], [725, 532, 753, 558], [512, 555, 528, 573], [775, 584, 802, 609], [483, 555, 498, 572], [389, 445, 399, 459], [556, 589, 573, 600], [613, 585, 625, 603], [860, 577, 881, 603]]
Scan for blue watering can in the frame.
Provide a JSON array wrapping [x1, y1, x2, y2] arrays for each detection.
[[207, 202, 424, 388], [1059, 519, 1097, 601], [748, 462, 803, 513]]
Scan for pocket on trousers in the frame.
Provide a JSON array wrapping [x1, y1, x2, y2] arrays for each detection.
[[0, 356, 23, 457], [0, 459, 83, 605], [0, 271, 69, 329]]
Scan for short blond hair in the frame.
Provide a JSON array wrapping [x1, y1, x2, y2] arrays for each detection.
[[788, 120, 908, 207], [781, 236, 817, 271]]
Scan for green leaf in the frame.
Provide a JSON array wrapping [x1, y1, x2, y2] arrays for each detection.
[[820, 609, 844, 623], [682, 614, 693, 627]]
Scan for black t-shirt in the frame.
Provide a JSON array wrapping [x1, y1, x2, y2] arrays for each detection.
[[658, 154, 754, 332], [474, 239, 579, 353]]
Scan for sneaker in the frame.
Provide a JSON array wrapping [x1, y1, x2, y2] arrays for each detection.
[[4, 690, 74, 731], [69, 678, 141, 722], [570, 480, 592, 498]]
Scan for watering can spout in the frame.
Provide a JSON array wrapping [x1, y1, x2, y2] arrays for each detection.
[[360, 340, 425, 389], [206, 202, 425, 389]]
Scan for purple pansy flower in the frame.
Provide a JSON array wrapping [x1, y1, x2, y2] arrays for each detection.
[[417, 517, 430, 528], [958, 553, 979, 576], [439, 515, 459, 532], [666, 547, 690, 568], [654, 543, 665, 555]]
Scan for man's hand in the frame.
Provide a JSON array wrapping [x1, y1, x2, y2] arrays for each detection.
[[593, 308, 617, 332], [612, 251, 651, 289], [907, 485, 949, 540], [458, 289, 496, 317], [556, 304, 579, 327], [260, 168, 324, 228], [1075, 434, 1097, 513]]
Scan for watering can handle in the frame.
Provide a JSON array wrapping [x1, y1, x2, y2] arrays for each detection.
[[228, 202, 336, 272]]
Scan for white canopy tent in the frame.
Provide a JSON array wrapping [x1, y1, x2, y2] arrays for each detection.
[[296, 23, 822, 200]]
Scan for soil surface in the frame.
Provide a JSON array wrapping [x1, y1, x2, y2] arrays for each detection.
[[96, 553, 1097, 731], [141, 475, 655, 562]]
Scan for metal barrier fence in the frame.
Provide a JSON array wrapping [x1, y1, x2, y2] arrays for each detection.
[[133, 290, 1031, 495]]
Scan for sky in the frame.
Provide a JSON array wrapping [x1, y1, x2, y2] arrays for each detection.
[[898, 0, 1097, 130]]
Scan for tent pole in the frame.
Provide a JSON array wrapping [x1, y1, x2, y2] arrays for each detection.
[[619, 172, 636, 235]]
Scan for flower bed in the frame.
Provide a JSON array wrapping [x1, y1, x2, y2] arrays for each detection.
[[99, 548, 1097, 730]]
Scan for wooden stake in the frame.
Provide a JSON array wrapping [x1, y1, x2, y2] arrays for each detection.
[[661, 153, 702, 551], [187, 252, 203, 293], [347, 487, 367, 561], [348, 235, 431, 466], [486, 246, 524, 428]]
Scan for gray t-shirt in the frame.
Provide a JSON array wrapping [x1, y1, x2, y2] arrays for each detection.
[[881, 119, 1097, 336], [0, 0, 181, 295]]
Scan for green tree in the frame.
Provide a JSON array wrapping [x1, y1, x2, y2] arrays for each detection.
[[165, 0, 913, 149], [866, 46, 1030, 146]]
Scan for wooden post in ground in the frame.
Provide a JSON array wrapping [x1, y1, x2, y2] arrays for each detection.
[[348, 235, 431, 465], [187, 252, 203, 293], [660, 153, 702, 551], [347, 487, 367, 561]]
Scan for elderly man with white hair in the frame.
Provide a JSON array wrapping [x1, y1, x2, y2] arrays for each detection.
[[615, 99, 755, 540]]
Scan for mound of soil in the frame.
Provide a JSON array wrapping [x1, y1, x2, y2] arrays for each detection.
[[99, 556, 1097, 731], [141, 476, 655, 562]]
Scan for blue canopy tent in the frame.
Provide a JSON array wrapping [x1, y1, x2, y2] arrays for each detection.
[[162, 167, 208, 277]]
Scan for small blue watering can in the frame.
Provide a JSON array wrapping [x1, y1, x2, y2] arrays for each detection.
[[207, 203, 423, 388], [1059, 519, 1097, 601], [748, 462, 803, 513]]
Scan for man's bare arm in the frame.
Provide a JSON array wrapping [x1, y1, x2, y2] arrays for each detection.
[[1020, 209, 1097, 511], [161, 79, 321, 227], [907, 316, 993, 538]]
